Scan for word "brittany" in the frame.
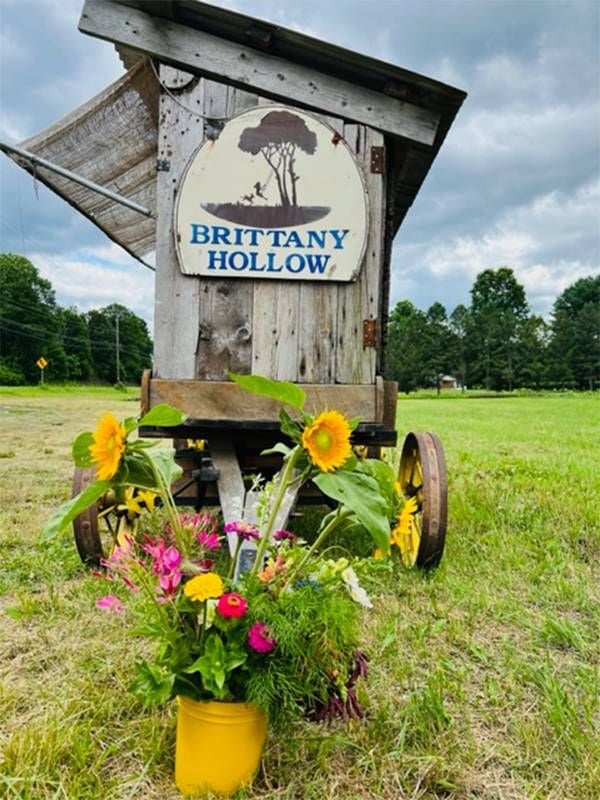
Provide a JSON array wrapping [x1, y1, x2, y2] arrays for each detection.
[[189, 224, 349, 250]]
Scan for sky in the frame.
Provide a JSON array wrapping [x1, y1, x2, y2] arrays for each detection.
[[0, 0, 598, 331]]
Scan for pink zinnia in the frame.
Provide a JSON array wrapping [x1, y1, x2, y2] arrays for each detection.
[[224, 521, 260, 541], [248, 621, 276, 653], [216, 592, 248, 619], [274, 529, 296, 542], [96, 594, 125, 613]]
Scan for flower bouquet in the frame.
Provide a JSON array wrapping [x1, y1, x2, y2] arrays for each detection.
[[43, 374, 404, 796]]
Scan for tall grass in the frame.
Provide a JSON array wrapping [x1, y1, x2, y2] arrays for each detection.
[[1, 389, 598, 799]]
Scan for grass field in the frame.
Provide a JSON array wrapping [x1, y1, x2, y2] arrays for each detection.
[[0, 387, 598, 799]]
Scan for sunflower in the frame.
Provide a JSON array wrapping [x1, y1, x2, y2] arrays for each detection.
[[391, 496, 421, 567], [89, 413, 126, 480], [301, 410, 352, 472]]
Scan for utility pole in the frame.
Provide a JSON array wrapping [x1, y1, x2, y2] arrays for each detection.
[[115, 313, 121, 384]]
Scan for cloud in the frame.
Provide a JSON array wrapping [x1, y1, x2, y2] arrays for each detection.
[[1, 0, 598, 331], [30, 249, 155, 327], [391, 180, 599, 316]]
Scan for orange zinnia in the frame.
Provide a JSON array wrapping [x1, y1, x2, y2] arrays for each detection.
[[301, 410, 352, 472], [89, 412, 126, 480]]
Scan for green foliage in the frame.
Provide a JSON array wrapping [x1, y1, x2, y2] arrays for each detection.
[[87, 303, 152, 384], [229, 371, 306, 410], [41, 479, 111, 542], [243, 582, 361, 728], [138, 403, 187, 427], [0, 253, 153, 385], [386, 269, 599, 391], [314, 468, 391, 552]]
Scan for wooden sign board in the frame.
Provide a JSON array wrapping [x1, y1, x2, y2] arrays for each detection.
[[175, 106, 368, 282]]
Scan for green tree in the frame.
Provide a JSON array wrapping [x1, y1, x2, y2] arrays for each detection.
[[0, 253, 67, 382], [386, 300, 430, 392], [59, 307, 93, 381], [87, 303, 152, 384], [548, 277, 600, 389], [466, 267, 529, 390], [449, 304, 469, 389]]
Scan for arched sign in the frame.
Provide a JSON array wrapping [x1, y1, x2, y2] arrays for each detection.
[[175, 106, 368, 281]]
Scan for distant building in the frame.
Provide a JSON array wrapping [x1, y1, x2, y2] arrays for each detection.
[[440, 375, 459, 390]]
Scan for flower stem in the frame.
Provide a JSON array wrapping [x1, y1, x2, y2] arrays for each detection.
[[228, 537, 243, 582], [139, 450, 183, 548], [284, 506, 352, 589], [250, 446, 302, 576]]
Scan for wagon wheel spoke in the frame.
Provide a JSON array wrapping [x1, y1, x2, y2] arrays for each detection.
[[397, 432, 448, 569]]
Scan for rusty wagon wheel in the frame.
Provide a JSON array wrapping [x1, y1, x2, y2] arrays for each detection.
[[72, 467, 131, 567], [397, 432, 448, 569]]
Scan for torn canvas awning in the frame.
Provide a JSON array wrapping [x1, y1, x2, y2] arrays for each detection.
[[8, 59, 158, 262]]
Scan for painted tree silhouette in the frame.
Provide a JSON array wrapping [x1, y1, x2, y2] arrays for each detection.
[[238, 111, 317, 208]]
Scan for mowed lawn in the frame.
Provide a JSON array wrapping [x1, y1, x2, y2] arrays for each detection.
[[0, 388, 598, 800]]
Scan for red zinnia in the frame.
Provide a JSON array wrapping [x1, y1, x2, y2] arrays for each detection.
[[216, 592, 248, 619]]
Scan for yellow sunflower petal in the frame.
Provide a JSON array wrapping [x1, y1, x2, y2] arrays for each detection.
[[301, 410, 352, 472], [89, 412, 126, 480]]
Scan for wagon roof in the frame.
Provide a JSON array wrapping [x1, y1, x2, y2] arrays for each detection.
[[5, 0, 466, 264]]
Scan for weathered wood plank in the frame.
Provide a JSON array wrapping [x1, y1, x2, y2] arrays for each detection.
[[149, 379, 380, 421], [195, 84, 258, 379], [210, 436, 245, 553], [79, 0, 440, 145], [153, 66, 204, 378], [252, 282, 300, 381], [336, 124, 385, 383]]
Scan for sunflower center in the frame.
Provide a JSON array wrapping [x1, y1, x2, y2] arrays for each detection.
[[314, 428, 334, 452], [106, 436, 116, 453]]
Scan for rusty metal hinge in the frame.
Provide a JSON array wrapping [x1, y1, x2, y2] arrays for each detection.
[[363, 319, 377, 348], [370, 146, 384, 174], [156, 159, 171, 172]]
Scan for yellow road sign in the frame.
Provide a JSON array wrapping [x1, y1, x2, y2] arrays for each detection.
[[36, 357, 48, 369]]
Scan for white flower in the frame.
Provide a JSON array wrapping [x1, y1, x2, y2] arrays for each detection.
[[349, 584, 373, 609], [341, 566, 359, 586]]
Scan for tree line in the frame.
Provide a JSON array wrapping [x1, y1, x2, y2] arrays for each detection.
[[386, 268, 600, 392], [0, 253, 152, 385]]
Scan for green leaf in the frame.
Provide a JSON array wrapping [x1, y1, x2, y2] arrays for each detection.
[[139, 404, 188, 427], [313, 470, 391, 553], [124, 416, 138, 435], [348, 416, 361, 431], [261, 443, 292, 457], [147, 448, 183, 487], [229, 372, 306, 410], [119, 452, 156, 489], [41, 479, 110, 542], [72, 432, 94, 467], [279, 407, 302, 442], [130, 660, 175, 705], [356, 459, 397, 515]]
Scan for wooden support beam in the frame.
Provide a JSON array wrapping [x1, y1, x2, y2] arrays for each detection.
[[148, 379, 383, 423], [79, 0, 440, 145]]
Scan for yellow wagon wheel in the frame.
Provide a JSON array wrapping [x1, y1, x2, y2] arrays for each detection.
[[397, 432, 448, 568], [72, 467, 133, 567]]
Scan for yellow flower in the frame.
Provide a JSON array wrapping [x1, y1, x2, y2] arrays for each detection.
[[118, 487, 143, 517], [137, 489, 157, 511], [184, 573, 224, 602], [391, 497, 421, 567], [302, 410, 352, 472], [89, 413, 126, 480]]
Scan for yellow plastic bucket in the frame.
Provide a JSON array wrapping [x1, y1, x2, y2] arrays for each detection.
[[175, 696, 267, 796]]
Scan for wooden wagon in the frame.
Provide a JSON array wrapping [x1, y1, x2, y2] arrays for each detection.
[[3, 0, 465, 569]]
